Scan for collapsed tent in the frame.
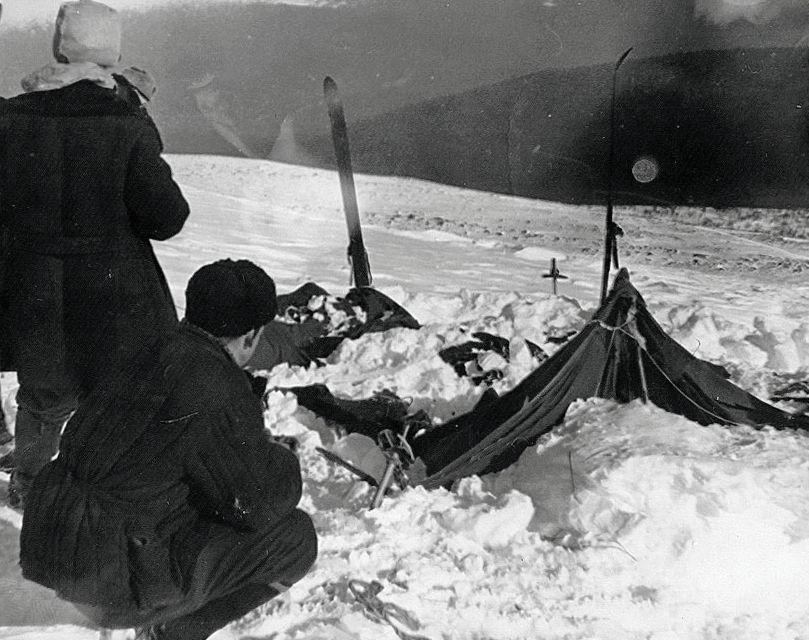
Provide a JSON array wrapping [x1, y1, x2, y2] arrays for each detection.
[[248, 283, 420, 370], [280, 332, 548, 441], [414, 268, 809, 490], [439, 331, 547, 385], [278, 384, 431, 441]]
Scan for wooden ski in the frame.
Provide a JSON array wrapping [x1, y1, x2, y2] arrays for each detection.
[[599, 47, 633, 304], [323, 76, 373, 289]]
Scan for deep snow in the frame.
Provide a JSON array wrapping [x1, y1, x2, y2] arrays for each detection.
[[1, 155, 809, 639]]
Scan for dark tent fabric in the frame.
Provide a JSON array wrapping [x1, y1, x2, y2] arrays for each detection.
[[439, 331, 547, 385], [281, 384, 417, 440], [249, 283, 420, 371], [279, 329, 544, 441], [416, 269, 809, 490]]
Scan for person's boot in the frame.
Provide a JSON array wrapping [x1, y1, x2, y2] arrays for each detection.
[[134, 624, 168, 640], [0, 449, 15, 472], [0, 416, 13, 446], [160, 584, 281, 640], [7, 470, 28, 511], [9, 408, 65, 509]]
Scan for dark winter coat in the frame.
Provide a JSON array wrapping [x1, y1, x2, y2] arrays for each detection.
[[20, 321, 303, 610], [0, 80, 189, 386]]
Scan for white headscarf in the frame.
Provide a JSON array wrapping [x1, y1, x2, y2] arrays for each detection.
[[21, 1, 156, 101]]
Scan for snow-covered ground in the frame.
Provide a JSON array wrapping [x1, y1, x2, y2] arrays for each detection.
[[2, 155, 809, 639]]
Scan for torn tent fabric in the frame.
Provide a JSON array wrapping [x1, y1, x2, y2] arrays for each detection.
[[416, 269, 809, 490], [281, 384, 431, 441], [248, 283, 420, 371], [277, 328, 547, 441], [439, 330, 548, 385]]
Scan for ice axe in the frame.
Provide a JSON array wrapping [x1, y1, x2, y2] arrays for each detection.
[[370, 427, 415, 509]]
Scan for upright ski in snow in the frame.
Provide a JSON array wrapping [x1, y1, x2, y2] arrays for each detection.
[[599, 47, 633, 305], [323, 76, 373, 289]]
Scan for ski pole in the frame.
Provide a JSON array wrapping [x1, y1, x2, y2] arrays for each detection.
[[542, 257, 568, 295]]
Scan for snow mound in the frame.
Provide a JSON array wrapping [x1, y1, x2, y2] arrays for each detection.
[[491, 398, 809, 624]]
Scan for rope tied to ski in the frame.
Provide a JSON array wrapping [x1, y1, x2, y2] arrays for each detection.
[[347, 579, 432, 640]]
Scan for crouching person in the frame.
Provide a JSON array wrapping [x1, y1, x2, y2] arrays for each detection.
[[19, 259, 318, 640]]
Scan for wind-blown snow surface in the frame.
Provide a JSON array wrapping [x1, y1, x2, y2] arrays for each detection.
[[3, 155, 809, 639]]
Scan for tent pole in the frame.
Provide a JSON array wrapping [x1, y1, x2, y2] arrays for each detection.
[[599, 47, 633, 305]]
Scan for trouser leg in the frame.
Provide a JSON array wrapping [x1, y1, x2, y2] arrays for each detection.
[[11, 381, 78, 497], [160, 509, 317, 640], [76, 510, 317, 637]]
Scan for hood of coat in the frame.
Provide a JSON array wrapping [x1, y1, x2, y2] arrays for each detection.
[[20, 62, 157, 103], [21, 61, 118, 94]]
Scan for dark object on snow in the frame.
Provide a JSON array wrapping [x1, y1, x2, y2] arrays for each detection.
[[439, 331, 546, 385], [770, 380, 809, 404], [416, 269, 809, 489], [545, 329, 578, 345], [342, 287, 420, 337], [542, 257, 568, 295], [277, 281, 331, 312], [249, 283, 420, 370], [282, 384, 430, 441]]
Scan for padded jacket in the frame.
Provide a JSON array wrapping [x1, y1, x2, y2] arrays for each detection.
[[20, 322, 303, 610]]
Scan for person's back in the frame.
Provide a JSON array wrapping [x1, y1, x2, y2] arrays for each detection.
[[0, 0, 190, 507], [20, 259, 317, 640], [0, 80, 186, 381]]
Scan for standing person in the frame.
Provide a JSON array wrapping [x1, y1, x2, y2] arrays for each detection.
[[20, 259, 318, 640], [0, 0, 190, 507]]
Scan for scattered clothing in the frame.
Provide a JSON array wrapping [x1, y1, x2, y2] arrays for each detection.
[[249, 283, 420, 370]]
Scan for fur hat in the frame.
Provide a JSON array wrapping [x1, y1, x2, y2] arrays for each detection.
[[185, 260, 278, 338], [53, 1, 122, 67]]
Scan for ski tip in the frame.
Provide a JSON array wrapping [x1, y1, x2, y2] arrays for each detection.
[[323, 76, 336, 91]]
